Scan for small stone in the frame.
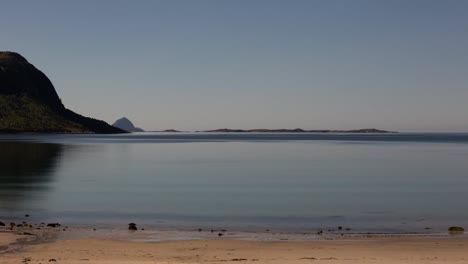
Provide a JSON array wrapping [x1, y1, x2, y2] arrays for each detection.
[[448, 226, 464, 233], [128, 223, 137, 231], [198, 228, 202, 232], [338, 226, 343, 230], [0, 221, 5, 226], [25, 214, 30, 217], [218, 233, 223, 237], [48, 259, 57, 262], [47, 223, 61, 228]]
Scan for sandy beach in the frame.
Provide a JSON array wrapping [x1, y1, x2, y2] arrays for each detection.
[[2, 226, 468, 264]]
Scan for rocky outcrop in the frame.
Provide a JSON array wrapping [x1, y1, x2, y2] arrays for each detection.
[[0, 51, 125, 133], [112, 117, 144, 132]]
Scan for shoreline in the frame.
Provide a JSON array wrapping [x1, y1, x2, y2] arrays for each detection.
[[1, 217, 466, 240], [0, 222, 468, 242], [2, 226, 468, 263]]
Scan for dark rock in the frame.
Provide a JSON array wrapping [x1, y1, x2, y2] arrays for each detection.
[[338, 226, 343, 230], [448, 226, 464, 233], [198, 228, 202, 232], [0, 221, 5, 226], [24, 214, 29, 217], [48, 259, 57, 262], [128, 223, 137, 231], [47, 223, 61, 228], [218, 233, 223, 237]]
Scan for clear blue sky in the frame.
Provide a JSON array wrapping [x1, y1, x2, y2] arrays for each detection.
[[1, 0, 467, 132]]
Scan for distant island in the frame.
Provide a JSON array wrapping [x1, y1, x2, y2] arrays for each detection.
[[112, 117, 144, 132], [0, 51, 125, 134], [202, 128, 395, 133], [158, 129, 181, 132]]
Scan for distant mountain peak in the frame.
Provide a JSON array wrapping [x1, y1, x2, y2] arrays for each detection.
[[114, 116, 131, 124], [112, 117, 144, 132]]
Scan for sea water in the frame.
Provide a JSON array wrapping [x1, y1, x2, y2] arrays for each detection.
[[1, 133, 467, 233]]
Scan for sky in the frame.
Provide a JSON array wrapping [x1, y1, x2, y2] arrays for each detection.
[[1, 0, 467, 132]]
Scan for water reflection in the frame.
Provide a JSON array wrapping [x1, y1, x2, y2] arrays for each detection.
[[0, 142, 64, 209]]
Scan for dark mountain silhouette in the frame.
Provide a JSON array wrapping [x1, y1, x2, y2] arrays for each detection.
[[0, 51, 125, 133], [112, 117, 144, 132]]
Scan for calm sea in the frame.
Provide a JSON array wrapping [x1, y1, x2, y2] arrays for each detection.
[[1, 133, 468, 233]]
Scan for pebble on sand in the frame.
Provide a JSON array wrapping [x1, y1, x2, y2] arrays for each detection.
[[128, 223, 138, 231], [448, 226, 465, 233]]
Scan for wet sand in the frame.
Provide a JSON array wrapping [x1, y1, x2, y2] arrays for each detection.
[[2, 226, 468, 264]]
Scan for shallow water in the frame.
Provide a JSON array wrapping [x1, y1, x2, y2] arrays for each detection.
[[1, 133, 467, 233]]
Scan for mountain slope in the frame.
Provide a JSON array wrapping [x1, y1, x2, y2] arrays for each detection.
[[0, 51, 125, 133]]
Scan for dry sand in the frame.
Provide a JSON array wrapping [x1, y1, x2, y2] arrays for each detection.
[[2, 228, 468, 264]]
